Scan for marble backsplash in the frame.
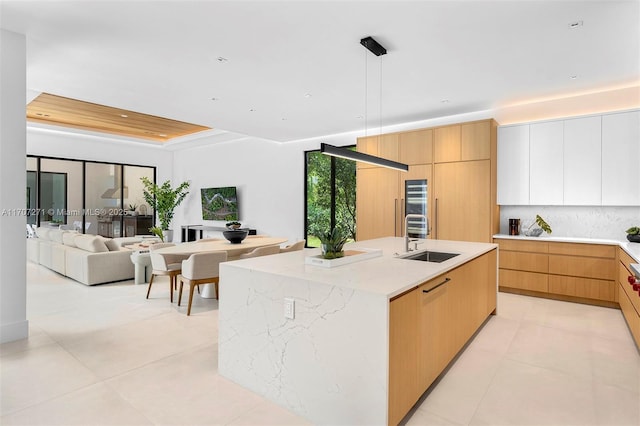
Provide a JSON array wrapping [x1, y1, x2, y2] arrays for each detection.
[[500, 206, 640, 240]]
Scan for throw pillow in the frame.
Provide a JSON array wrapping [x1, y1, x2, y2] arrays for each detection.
[[62, 231, 78, 247], [48, 229, 65, 243], [35, 227, 50, 240], [74, 235, 109, 253]]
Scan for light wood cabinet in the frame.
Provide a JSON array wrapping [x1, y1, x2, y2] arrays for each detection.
[[495, 238, 617, 306], [357, 119, 497, 243], [617, 248, 640, 349], [601, 110, 640, 205], [435, 121, 491, 163], [434, 160, 491, 242], [356, 134, 399, 169], [356, 168, 399, 240], [388, 249, 497, 425], [389, 287, 419, 425], [398, 129, 433, 165]]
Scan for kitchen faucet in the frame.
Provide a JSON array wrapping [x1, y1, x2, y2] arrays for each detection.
[[404, 214, 429, 252]]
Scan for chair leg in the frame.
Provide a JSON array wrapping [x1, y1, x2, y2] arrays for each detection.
[[187, 283, 196, 316], [146, 274, 155, 299], [214, 281, 219, 300], [169, 276, 174, 303], [178, 279, 184, 306], [197, 285, 200, 294]]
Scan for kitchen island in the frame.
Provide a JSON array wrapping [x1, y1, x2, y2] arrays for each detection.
[[218, 237, 497, 425]]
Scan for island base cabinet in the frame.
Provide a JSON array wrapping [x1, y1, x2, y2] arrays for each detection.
[[389, 289, 420, 426], [388, 249, 497, 425]]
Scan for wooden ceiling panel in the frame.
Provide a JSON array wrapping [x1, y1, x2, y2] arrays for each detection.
[[27, 93, 211, 142]]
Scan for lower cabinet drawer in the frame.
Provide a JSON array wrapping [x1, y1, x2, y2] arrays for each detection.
[[499, 269, 548, 292], [548, 255, 615, 280], [618, 282, 640, 348], [548, 275, 616, 302], [500, 251, 548, 273]]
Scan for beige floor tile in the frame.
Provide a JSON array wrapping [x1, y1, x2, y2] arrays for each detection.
[[495, 291, 535, 322], [405, 408, 462, 425], [466, 315, 521, 356], [470, 359, 597, 425], [0, 382, 152, 425], [0, 343, 99, 415], [60, 310, 215, 379], [0, 324, 55, 357], [107, 344, 265, 425], [416, 347, 502, 425], [226, 399, 312, 425], [592, 380, 640, 426], [590, 334, 640, 394], [505, 321, 594, 380]]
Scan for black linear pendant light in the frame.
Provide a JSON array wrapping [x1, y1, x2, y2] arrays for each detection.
[[321, 36, 408, 172]]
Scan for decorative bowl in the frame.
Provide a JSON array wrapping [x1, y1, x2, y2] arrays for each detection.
[[524, 227, 543, 237], [627, 234, 640, 243], [223, 229, 249, 244]]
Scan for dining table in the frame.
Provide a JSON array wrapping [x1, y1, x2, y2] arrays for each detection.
[[153, 236, 288, 298]]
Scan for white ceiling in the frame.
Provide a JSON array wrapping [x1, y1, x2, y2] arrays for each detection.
[[1, 0, 639, 143]]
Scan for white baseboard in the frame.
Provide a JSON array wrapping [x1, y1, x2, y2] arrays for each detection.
[[0, 319, 29, 344]]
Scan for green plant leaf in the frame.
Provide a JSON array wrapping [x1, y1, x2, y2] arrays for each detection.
[[141, 177, 190, 230], [626, 226, 640, 235], [535, 215, 552, 234]]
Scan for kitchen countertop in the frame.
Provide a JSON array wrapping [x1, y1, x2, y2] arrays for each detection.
[[493, 234, 640, 263], [224, 236, 497, 299]]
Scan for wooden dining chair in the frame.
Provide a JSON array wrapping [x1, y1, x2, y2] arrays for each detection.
[[280, 240, 305, 253], [178, 251, 227, 315], [239, 244, 281, 259]]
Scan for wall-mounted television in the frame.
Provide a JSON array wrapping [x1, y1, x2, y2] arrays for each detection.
[[201, 186, 239, 221]]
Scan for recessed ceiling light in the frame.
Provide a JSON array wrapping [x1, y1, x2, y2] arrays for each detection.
[[569, 75, 578, 80], [281, 117, 287, 121], [441, 99, 450, 103], [249, 108, 256, 112], [568, 20, 583, 29], [356, 115, 364, 119], [217, 56, 228, 62], [304, 93, 312, 98], [120, 114, 128, 118], [158, 133, 167, 137], [210, 97, 219, 101]]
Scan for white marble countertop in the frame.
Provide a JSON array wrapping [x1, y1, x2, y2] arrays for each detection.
[[222, 237, 497, 299], [493, 234, 640, 263]]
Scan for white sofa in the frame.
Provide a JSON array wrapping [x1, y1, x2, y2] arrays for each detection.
[[27, 228, 149, 285]]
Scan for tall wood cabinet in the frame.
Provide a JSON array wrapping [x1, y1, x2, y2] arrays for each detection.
[[356, 129, 434, 240], [357, 119, 498, 243]]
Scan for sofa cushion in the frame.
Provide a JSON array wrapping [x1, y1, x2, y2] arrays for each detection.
[[48, 229, 66, 243], [75, 235, 109, 253], [62, 232, 78, 247], [35, 227, 50, 240], [103, 238, 120, 251]]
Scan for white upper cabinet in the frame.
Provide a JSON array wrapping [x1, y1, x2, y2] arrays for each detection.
[[529, 121, 564, 205], [601, 110, 640, 206], [563, 116, 602, 205], [497, 125, 529, 205]]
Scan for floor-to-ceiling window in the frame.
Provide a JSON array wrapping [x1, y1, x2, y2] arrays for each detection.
[[304, 147, 356, 247], [27, 156, 155, 237]]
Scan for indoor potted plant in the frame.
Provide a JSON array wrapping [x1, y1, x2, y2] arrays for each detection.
[[319, 227, 348, 259], [141, 177, 190, 242], [626, 226, 640, 243], [523, 214, 552, 237]]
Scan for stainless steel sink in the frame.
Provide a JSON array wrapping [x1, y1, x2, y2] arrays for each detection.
[[403, 251, 460, 263]]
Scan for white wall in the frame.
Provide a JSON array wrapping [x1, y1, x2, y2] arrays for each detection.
[[173, 137, 306, 243], [1, 29, 28, 344]]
